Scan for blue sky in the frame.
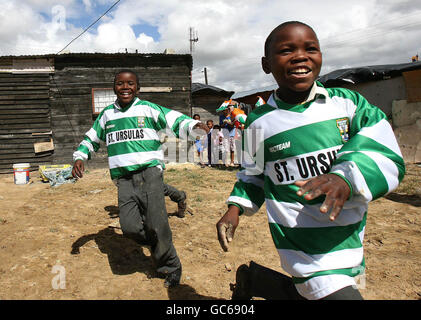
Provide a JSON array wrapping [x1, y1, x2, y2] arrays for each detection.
[[61, 1, 161, 41], [1, 0, 420, 92]]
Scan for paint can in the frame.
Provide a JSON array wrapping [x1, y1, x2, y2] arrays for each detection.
[[13, 163, 30, 185]]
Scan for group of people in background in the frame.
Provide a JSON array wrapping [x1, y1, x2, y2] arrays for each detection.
[[193, 97, 264, 168]]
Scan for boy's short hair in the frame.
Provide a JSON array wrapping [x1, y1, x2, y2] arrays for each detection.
[[206, 119, 214, 124], [114, 69, 140, 87], [264, 21, 317, 57], [193, 114, 200, 119]]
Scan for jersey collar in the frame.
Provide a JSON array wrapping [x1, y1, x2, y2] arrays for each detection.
[[114, 97, 140, 111], [269, 82, 328, 111]]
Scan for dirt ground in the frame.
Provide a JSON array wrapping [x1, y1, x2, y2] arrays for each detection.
[[0, 163, 420, 300]]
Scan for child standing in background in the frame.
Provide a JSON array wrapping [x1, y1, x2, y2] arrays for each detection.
[[193, 114, 205, 168], [211, 124, 227, 167], [205, 119, 214, 166]]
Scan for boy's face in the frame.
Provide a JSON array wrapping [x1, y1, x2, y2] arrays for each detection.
[[114, 72, 139, 107], [207, 121, 213, 129], [193, 115, 200, 121], [262, 24, 322, 102]]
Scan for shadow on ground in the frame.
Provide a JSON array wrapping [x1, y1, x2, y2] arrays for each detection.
[[71, 227, 154, 276], [385, 193, 421, 207]]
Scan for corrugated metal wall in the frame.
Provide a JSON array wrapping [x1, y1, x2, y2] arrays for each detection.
[[0, 73, 53, 173]]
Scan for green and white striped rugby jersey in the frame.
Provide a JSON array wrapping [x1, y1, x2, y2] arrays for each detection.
[[73, 98, 199, 180], [228, 82, 405, 299]]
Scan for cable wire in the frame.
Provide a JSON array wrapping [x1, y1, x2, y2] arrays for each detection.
[[52, 0, 122, 146], [56, 0, 122, 55]]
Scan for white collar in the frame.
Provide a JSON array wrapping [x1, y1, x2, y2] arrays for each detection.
[[273, 82, 328, 105], [114, 97, 140, 110]]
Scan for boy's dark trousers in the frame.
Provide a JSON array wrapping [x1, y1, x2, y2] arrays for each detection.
[[163, 183, 185, 203], [233, 261, 363, 300], [117, 166, 181, 275]]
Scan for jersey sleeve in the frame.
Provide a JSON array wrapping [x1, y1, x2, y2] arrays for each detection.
[[330, 90, 405, 202], [73, 111, 106, 161], [227, 170, 265, 215], [226, 119, 266, 215], [155, 105, 200, 140]]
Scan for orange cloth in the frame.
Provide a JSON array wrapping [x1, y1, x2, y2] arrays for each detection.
[[230, 108, 246, 128]]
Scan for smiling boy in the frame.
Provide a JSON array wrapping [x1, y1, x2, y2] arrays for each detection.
[[216, 22, 405, 300], [72, 69, 208, 288]]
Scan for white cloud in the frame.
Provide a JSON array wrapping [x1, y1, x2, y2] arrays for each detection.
[[82, 0, 93, 13], [137, 33, 158, 53], [93, 23, 137, 53]]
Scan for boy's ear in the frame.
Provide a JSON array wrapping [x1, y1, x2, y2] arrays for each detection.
[[261, 57, 271, 74]]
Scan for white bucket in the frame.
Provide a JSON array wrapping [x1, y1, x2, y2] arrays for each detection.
[[13, 163, 30, 185]]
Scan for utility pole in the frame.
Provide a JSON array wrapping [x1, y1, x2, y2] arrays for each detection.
[[189, 27, 198, 54], [203, 67, 208, 85]]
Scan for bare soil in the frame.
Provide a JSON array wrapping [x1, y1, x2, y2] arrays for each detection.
[[0, 163, 420, 300]]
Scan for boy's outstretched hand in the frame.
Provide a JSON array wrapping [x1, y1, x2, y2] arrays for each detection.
[[295, 173, 351, 221], [72, 159, 85, 179], [216, 205, 240, 252]]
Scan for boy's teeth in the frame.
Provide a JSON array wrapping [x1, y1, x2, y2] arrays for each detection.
[[291, 68, 310, 74]]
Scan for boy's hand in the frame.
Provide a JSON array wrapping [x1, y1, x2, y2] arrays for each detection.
[[72, 159, 85, 179], [294, 174, 351, 221], [216, 205, 240, 252]]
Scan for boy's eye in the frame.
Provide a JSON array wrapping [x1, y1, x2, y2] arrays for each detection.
[[278, 48, 292, 54], [307, 46, 319, 52]]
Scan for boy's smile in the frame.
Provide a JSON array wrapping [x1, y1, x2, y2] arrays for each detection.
[[114, 72, 139, 107], [262, 23, 322, 104]]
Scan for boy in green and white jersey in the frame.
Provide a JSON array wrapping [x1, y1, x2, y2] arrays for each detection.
[[72, 69, 209, 288], [216, 22, 405, 300]]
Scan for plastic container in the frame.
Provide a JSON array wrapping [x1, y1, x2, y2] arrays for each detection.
[[39, 164, 71, 182], [13, 163, 30, 185]]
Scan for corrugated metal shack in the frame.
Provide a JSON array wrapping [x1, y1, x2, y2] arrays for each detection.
[[191, 83, 234, 124], [318, 61, 421, 117], [0, 53, 193, 173]]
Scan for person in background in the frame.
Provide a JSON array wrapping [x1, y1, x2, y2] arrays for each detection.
[[193, 114, 206, 168], [205, 119, 214, 167], [217, 100, 246, 166], [210, 124, 226, 167]]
